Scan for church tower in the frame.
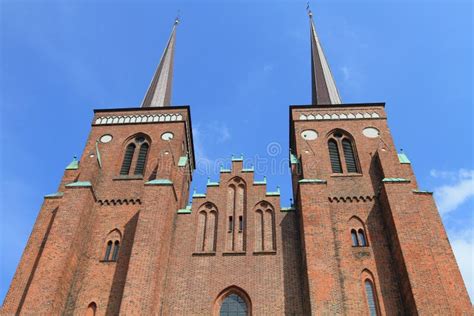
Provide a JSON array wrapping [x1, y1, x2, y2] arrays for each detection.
[[290, 8, 471, 315], [2, 18, 195, 315]]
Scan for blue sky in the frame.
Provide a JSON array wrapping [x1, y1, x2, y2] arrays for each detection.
[[1, 0, 472, 304]]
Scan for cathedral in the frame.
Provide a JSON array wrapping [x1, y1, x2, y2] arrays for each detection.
[[1, 9, 471, 316]]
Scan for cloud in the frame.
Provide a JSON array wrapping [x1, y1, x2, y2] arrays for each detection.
[[341, 66, 350, 81], [431, 169, 474, 215], [449, 228, 474, 301]]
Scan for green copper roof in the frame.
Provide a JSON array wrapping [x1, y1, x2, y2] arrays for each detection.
[[398, 153, 411, 164], [290, 153, 299, 165], [382, 178, 410, 183], [412, 189, 433, 194], [220, 167, 232, 173], [44, 192, 64, 198], [242, 167, 254, 172], [65, 156, 79, 170], [95, 142, 102, 168], [298, 178, 327, 184], [266, 186, 280, 196], [177, 208, 192, 214], [281, 206, 296, 212], [65, 181, 92, 188], [178, 156, 188, 167], [254, 176, 267, 185], [231, 154, 244, 161], [192, 189, 206, 198], [145, 179, 173, 185], [207, 178, 219, 187]]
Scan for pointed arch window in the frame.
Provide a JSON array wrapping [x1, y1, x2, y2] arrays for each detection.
[[120, 143, 136, 175], [358, 229, 367, 247], [195, 203, 218, 253], [104, 241, 113, 261], [103, 229, 121, 262], [220, 294, 248, 316], [86, 302, 97, 316], [134, 143, 149, 175], [328, 139, 342, 173], [120, 135, 150, 176], [364, 280, 379, 316], [351, 229, 358, 246], [255, 201, 275, 253], [327, 131, 360, 174]]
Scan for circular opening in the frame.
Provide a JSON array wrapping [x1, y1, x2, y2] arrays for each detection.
[[100, 134, 113, 143], [161, 132, 174, 141], [362, 127, 380, 138], [301, 129, 318, 140]]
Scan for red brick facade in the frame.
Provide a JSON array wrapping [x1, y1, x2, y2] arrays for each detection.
[[1, 100, 471, 315]]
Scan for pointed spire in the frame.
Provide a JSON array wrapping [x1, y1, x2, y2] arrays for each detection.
[[308, 7, 342, 105], [141, 18, 179, 107]]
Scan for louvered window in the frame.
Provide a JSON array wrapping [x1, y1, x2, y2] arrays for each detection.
[[342, 139, 358, 173], [120, 143, 136, 175], [351, 230, 359, 246], [328, 140, 342, 173], [104, 240, 112, 261], [365, 280, 378, 316], [112, 241, 120, 261], [134, 143, 149, 175]]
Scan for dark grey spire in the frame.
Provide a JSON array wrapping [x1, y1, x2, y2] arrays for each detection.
[[309, 9, 342, 105], [141, 18, 179, 107]]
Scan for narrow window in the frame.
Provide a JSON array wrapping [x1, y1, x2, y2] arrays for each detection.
[[238, 216, 243, 232], [358, 229, 367, 246], [342, 139, 358, 173], [104, 240, 112, 261], [112, 240, 120, 261], [351, 229, 359, 246], [228, 216, 233, 232], [365, 280, 379, 316], [134, 143, 149, 175], [86, 302, 97, 316], [328, 140, 342, 173], [120, 143, 136, 175]]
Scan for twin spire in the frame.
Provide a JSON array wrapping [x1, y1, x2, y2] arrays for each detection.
[[141, 11, 341, 108]]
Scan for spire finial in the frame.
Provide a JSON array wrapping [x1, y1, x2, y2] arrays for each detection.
[[175, 10, 181, 25], [306, 2, 313, 18]]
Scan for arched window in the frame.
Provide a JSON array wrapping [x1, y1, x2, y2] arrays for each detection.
[[227, 177, 246, 252], [134, 142, 149, 175], [342, 139, 358, 173], [327, 130, 360, 174], [112, 240, 120, 261], [86, 302, 97, 316], [358, 229, 367, 247], [254, 201, 275, 252], [328, 139, 342, 173], [103, 229, 121, 262], [120, 135, 150, 176], [195, 203, 218, 252], [351, 229, 359, 246], [364, 280, 379, 316], [220, 294, 248, 316], [120, 143, 136, 175], [349, 216, 369, 247]]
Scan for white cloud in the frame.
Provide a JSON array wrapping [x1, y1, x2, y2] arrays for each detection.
[[209, 122, 231, 144], [431, 169, 474, 215], [449, 228, 474, 301], [341, 66, 350, 81]]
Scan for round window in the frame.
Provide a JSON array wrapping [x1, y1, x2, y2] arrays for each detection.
[[362, 127, 380, 138], [100, 134, 113, 143], [161, 132, 174, 141], [301, 129, 318, 140]]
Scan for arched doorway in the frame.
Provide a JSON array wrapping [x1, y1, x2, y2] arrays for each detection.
[[214, 286, 251, 316]]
